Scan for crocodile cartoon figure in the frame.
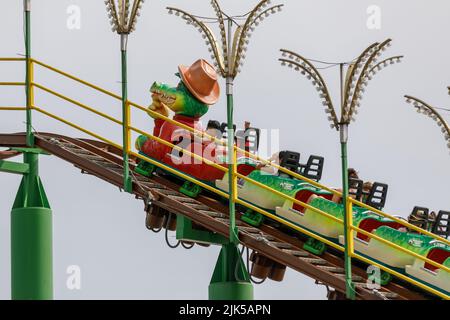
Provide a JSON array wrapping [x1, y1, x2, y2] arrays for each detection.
[[135, 59, 218, 155], [135, 59, 230, 192]]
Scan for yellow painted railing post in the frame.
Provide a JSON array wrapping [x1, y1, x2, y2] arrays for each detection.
[[347, 200, 354, 255], [125, 101, 131, 155], [232, 147, 238, 203], [121, 37, 132, 193], [25, 29, 34, 146]]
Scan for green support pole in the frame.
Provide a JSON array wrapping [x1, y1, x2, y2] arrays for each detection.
[[209, 244, 253, 300], [226, 88, 238, 245], [121, 34, 132, 192], [10, 0, 53, 300], [11, 152, 53, 300], [208, 19, 253, 300], [340, 124, 355, 300], [25, 0, 33, 147]]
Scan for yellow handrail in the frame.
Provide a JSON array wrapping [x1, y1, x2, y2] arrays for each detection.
[[0, 107, 26, 111], [32, 82, 123, 126], [1, 57, 449, 299], [0, 82, 25, 86], [32, 99, 450, 293], [33, 106, 122, 150], [0, 58, 26, 62], [32, 59, 122, 101]]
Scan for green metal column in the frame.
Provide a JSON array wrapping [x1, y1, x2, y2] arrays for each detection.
[[25, 0, 33, 147], [209, 244, 253, 300], [10, 0, 53, 300], [11, 152, 53, 300], [340, 124, 355, 300], [208, 18, 253, 300], [121, 34, 132, 192], [226, 88, 238, 245]]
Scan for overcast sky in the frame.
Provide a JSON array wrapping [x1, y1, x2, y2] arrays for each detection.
[[0, 0, 449, 300]]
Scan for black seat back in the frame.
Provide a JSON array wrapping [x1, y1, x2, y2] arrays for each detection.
[[349, 178, 364, 201], [432, 210, 450, 238], [278, 151, 300, 175], [299, 155, 325, 182], [220, 122, 236, 140], [364, 182, 388, 210], [408, 206, 430, 230], [236, 127, 261, 153]]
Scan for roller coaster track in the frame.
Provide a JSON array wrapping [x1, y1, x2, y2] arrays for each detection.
[[0, 132, 434, 300]]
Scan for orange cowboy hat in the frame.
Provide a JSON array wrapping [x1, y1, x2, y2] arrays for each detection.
[[178, 59, 220, 105]]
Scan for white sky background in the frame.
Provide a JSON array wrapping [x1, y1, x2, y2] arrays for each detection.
[[0, 0, 449, 299]]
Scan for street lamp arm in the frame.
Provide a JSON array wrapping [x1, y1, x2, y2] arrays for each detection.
[[241, 0, 275, 31], [167, 7, 226, 76], [279, 53, 339, 129], [368, 55, 404, 75], [210, 0, 228, 69], [346, 39, 394, 121], [118, 0, 130, 29], [232, 2, 284, 77], [128, 0, 144, 32], [249, 5, 285, 26], [105, 0, 121, 32], [105, 0, 145, 34], [229, 26, 243, 76], [342, 41, 379, 120], [405, 95, 450, 149], [201, 22, 227, 73]]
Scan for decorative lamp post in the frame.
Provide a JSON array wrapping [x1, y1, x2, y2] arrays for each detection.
[[167, 0, 283, 300], [279, 39, 403, 299], [404, 92, 450, 154], [104, 0, 146, 192]]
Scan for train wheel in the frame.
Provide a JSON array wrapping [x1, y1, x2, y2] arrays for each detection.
[[135, 160, 156, 177], [179, 181, 202, 198], [303, 237, 327, 256], [145, 206, 166, 230], [241, 209, 265, 227]]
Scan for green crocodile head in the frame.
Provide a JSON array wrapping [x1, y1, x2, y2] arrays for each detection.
[[150, 76, 209, 118]]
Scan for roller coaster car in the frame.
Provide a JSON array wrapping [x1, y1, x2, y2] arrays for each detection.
[[136, 119, 260, 198], [405, 243, 450, 293], [337, 221, 450, 293], [218, 150, 330, 227], [276, 196, 402, 240]]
